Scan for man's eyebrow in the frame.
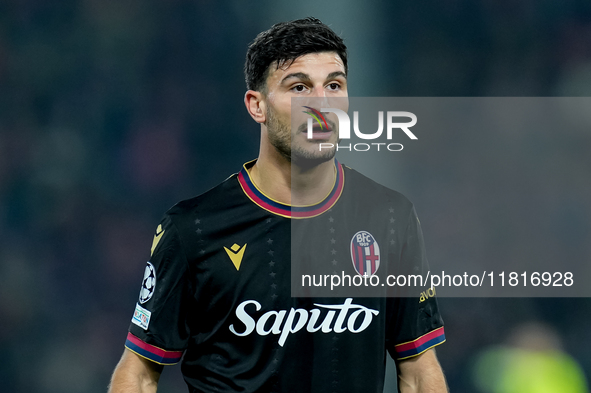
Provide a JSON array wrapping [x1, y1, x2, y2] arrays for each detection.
[[326, 71, 347, 80], [280, 72, 311, 84]]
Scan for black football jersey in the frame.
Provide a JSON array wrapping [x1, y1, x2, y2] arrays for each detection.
[[125, 160, 445, 393]]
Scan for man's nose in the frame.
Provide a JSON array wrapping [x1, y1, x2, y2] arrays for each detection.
[[310, 85, 330, 105]]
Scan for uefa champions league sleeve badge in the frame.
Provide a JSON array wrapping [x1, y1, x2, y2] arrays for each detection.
[[131, 262, 156, 330], [139, 262, 156, 304]]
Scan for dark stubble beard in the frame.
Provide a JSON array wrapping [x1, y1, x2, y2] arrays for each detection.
[[266, 105, 337, 169]]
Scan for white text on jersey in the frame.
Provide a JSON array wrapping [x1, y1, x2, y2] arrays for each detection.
[[229, 298, 379, 346]]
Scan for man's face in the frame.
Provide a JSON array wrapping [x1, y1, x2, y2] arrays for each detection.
[[262, 52, 348, 165]]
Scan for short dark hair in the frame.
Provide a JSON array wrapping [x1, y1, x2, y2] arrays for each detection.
[[244, 17, 348, 92]]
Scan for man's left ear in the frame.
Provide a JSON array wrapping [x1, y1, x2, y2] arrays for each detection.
[[244, 90, 266, 124]]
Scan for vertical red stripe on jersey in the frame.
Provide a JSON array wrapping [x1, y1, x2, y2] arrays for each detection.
[[357, 245, 365, 275], [370, 244, 376, 274], [350, 241, 356, 274]]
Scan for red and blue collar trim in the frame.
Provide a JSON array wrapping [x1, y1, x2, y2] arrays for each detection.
[[237, 160, 345, 219]]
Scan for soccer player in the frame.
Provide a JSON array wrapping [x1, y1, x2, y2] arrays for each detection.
[[109, 17, 447, 393]]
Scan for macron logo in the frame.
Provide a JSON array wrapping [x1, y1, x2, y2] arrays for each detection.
[[224, 243, 247, 271]]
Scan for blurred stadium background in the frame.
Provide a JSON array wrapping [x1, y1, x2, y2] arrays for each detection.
[[1, 1, 590, 392]]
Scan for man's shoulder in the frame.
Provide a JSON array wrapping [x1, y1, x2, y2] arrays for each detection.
[[341, 163, 414, 211], [165, 171, 242, 222]]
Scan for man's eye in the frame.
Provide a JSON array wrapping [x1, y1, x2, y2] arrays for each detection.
[[292, 85, 306, 92], [328, 83, 340, 90]]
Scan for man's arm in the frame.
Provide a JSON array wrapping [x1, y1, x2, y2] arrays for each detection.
[[108, 349, 163, 393], [396, 348, 448, 393]]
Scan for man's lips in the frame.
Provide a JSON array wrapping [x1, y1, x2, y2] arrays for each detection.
[[313, 122, 332, 131], [306, 123, 333, 140], [296, 119, 336, 141], [307, 131, 333, 140]]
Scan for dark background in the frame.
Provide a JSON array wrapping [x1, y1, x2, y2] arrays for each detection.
[[1, 1, 590, 392]]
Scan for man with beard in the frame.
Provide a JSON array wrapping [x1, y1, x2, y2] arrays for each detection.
[[109, 17, 447, 393]]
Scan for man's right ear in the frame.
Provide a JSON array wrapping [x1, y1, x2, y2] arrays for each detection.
[[244, 90, 266, 124]]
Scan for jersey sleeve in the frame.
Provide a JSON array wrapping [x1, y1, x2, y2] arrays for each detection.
[[125, 213, 191, 365], [387, 205, 445, 360]]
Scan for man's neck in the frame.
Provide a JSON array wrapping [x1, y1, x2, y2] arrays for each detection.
[[249, 151, 336, 206]]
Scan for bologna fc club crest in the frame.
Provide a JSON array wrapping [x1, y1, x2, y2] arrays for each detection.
[[139, 262, 156, 304], [350, 231, 380, 276]]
